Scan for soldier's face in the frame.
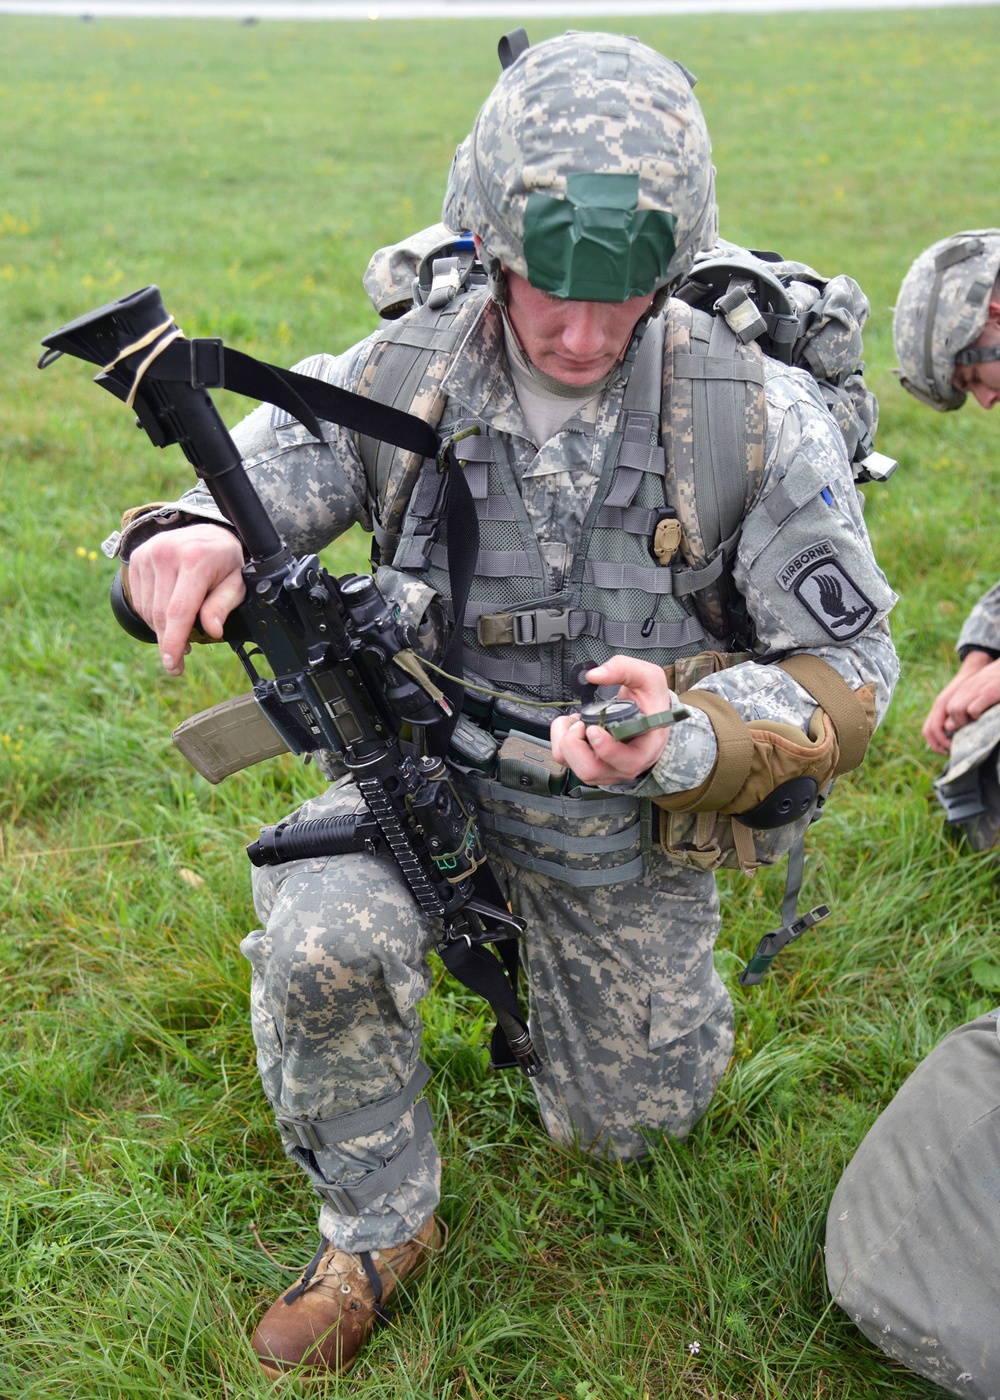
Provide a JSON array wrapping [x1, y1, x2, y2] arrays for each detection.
[[953, 306, 1000, 410], [503, 267, 654, 387]]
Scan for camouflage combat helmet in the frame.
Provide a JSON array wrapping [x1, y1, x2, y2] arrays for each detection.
[[893, 230, 1000, 411], [442, 31, 717, 303]]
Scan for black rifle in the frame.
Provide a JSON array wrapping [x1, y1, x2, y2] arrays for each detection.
[[40, 285, 541, 1076]]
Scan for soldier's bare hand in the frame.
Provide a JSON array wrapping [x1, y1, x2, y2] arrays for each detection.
[[923, 649, 1000, 753], [550, 656, 675, 785], [127, 524, 246, 676]]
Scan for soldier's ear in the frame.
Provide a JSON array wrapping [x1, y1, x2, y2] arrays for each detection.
[[988, 299, 1000, 325]]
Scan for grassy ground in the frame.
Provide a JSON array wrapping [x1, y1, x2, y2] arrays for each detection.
[[2, 7, 1000, 1397]]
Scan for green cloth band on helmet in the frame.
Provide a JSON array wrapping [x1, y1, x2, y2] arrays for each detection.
[[523, 173, 677, 302]]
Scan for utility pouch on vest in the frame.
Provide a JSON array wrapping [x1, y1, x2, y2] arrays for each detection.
[[658, 794, 826, 875], [460, 732, 647, 888], [446, 713, 500, 776], [496, 733, 568, 797], [492, 694, 557, 742]]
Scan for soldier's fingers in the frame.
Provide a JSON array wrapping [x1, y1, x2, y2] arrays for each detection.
[[554, 723, 657, 785], [122, 547, 161, 631], [549, 713, 578, 763], [584, 655, 670, 707], [964, 670, 1000, 722], [922, 717, 951, 754], [922, 696, 952, 752], [198, 569, 247, 639], [153, 558, 226, 670], [584, 718, 669, 777], [157, 590, 202, 674], [553, 722, 611, 784]]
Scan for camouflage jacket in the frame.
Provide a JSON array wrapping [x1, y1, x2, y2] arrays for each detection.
[[113, 293, 899, 798], [958, 585, 1000, 658]]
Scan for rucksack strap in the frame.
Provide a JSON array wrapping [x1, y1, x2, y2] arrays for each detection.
[[671, 310, 765, 557], [661, 299, 765, 646], [358, 314, 468, 506], [737, 836, 830, 986]]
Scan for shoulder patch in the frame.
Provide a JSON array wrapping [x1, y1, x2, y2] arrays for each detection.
[[792, 560, 876, 639], [777, 539, 838, 590]]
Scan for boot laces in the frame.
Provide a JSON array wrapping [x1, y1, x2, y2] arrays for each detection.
[[281, 1236, 351, 1306]]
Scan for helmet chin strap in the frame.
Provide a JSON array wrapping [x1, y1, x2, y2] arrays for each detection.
[[954, 343, 1000, 367]]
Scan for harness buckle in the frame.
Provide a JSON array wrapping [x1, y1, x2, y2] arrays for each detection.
[[514, 608, 573, 645]]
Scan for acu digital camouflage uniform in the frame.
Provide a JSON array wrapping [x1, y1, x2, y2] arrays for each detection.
[[892, 229, 1000, 699], [958, 587, 1000, 660], [894, 232, 1000, 835], [114, 33, 898, 1265]]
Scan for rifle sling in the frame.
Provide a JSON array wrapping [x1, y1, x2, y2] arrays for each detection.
[[145, 335, 532, 1064], [148, 337, 529, 1060], [145, 339, 442, 461]]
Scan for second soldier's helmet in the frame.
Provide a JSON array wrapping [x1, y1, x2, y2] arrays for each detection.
[[442, 31, 717, 303], [893, 230, 1000, 411]]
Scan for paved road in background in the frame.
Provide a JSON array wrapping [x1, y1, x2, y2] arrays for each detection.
[[0, 0, 995, 19]]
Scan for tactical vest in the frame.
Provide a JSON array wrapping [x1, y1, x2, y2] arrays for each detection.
[[354, 285, 779, 886], [362, 285, 766, 686]]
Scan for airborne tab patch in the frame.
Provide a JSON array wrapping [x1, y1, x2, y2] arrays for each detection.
[[793, 561, 877, 640], [777, 539, 838, 590]]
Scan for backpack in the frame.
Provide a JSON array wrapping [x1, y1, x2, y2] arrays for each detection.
[[680, 237, 896, 485]]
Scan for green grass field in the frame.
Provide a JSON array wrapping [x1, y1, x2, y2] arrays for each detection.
[[2, 8, 1000, 1397]]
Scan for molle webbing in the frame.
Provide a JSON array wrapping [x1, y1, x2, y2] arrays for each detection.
[[438, 314, 720, 695], [360, 293, 483, 554], [364, 294, 764, 665], [461, 771, 645, 887]]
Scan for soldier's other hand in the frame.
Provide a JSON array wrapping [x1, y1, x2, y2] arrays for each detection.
[[550, 656, 675, 785], [127, 524, 246, 676], [922, 649, 1000, 753]]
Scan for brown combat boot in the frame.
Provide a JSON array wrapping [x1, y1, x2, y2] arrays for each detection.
[[251, 1215, 444, 1379]]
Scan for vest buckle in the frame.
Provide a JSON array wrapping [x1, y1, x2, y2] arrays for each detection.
[[514, 608, 574, 645]]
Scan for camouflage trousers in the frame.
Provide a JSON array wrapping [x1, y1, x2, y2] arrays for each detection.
[[243, 776, 732, 1254]]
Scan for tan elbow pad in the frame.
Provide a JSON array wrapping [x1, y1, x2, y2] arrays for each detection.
[[655, 654, 877, 817]]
